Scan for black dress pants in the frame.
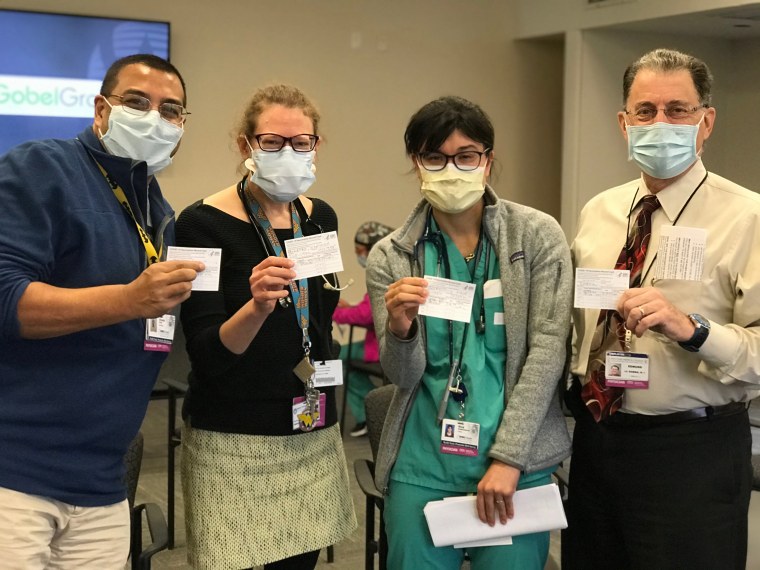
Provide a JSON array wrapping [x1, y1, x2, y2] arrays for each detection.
[[562, 389, 752, 570]]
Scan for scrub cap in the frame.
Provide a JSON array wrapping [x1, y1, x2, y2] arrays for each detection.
[[354, 221, 394, 249]]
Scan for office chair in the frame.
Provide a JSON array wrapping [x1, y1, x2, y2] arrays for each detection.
[[124, 432, 169, 570], [354, 384, 395, 570], [340, 324, 386, 437]]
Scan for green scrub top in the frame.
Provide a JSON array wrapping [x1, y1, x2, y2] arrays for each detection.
[[391, 221, 507, 493]]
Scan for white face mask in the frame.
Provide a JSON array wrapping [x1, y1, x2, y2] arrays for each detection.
[[625, 116, 703, 180], [99, 103, 183, 175], [419, 163, 486, 214], [244, 143, 316, 203]]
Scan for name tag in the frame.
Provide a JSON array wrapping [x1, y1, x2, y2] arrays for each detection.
[[144, 314, 175, 352], [440, 419, 480, 457], [313, 360, 343, 387], [605, 351, 649, 389]]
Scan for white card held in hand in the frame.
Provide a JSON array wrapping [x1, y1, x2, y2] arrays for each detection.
[[166, 246, 222, 291], [418, 275, 476, 323], [284, 231, 344, 280], [574, 268, 629, 310]]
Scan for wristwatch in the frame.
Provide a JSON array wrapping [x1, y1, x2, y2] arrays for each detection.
[[678, 313, 711, 352]]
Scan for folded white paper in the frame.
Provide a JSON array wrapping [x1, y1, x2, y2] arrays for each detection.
[[423, 483, 567, 548]]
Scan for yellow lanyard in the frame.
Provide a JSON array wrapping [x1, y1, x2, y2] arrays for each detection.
[[95, 162, 161, 265]]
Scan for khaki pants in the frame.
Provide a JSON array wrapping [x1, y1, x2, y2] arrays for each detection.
[[0, 486, 129, 570]]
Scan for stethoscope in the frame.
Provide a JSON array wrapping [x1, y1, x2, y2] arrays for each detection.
[[413, 209, 489, 334], [414, 209, 491, 424], [236, 178, 352, 309]]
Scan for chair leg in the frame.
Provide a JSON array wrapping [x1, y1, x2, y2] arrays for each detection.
[[364, 495, 377, 570], [167, 387, 177, 549], [340, 368, 350, 437], [379, 509, 387, 570], [327, 544, 334, 563]]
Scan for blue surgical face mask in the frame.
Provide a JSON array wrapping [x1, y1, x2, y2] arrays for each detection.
[[99, 102, 184, 175], [356, 254, 368, 268], [625, 116, 703, 180], [244, 142, 316, 203]]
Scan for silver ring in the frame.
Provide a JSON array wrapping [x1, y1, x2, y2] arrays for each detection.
[[495, 499, 504, 504], [638, 305, 646, 319]]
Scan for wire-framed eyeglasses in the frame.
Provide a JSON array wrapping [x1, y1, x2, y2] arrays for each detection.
[[254, 133, 319, 153], [107, 94, 189, 125], [417, 149, 490, 172], [624, 104, 708, 124]]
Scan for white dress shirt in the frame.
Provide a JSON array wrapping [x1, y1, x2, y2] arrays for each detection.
[[572, 160, 760, 414]]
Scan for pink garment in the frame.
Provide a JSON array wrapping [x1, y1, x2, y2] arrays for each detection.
[[332, 293, 379, 362]]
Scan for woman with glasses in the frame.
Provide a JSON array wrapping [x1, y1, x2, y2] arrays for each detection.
[[175, 84, 355, 570], [366, 96, 573, 569]]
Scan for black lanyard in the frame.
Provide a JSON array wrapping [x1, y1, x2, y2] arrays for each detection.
[[625, 172, 708, 285], [418, 212, 490, 421]]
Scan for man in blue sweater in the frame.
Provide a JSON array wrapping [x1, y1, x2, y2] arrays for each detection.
[[0, 54, 203, 568]]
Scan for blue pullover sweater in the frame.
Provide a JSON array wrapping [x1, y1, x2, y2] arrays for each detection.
[[0, 128, 174, 506]]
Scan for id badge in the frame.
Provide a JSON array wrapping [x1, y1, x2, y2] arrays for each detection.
[[292, 393, 327, 431], [605, 351, 649, 389], [440, 419, 480, 457], [313, 360, 343, 387], [144, 314, 175, 352]]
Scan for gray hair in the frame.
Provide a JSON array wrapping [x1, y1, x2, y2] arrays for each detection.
[[622, 48, 713, 107]]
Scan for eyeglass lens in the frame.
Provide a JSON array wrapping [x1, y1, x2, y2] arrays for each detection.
[[116, 94, 186, 124], [419, 151, 484, 171], [255, 134, 317, 152]]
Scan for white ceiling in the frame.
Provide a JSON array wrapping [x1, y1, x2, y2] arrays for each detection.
[[606, 3, 760, 39]]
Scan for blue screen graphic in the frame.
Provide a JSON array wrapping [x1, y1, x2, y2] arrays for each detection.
[[0, 10, 169, 155]]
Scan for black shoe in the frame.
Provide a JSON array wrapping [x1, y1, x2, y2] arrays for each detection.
[[350, 422, 368, 437]]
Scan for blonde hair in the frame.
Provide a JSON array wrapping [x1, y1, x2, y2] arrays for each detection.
[[237, 84, 321, 141]]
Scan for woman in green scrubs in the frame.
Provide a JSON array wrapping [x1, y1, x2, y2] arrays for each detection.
[[366, 96, 573, 569]]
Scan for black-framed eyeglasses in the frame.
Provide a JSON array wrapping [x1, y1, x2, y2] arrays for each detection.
[[254, 133, 319, 153], [624, 104, 708, 124], [107, 93, 189, 125], [417, 149, 490, 172]]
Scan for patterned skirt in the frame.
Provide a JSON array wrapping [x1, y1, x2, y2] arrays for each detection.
[[181, 423, 357, 569]]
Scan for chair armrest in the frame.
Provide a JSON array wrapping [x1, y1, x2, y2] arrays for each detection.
[[135, 502, 169, 567], [354, 459, 383, 500], [161, 377, 189, 394], [553, 465, 570, 500]]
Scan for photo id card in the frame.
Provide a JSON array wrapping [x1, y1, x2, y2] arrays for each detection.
[[605, 351, 649, 389], [291, 393, 327, 431], [440, 419, 480, 457], [144, 314, 175, 352]]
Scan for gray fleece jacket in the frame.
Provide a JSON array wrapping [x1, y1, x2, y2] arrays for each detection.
[[366, 187, 573, 494]]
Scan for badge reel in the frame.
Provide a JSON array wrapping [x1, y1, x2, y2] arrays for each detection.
[[438, 359, 480, 457]]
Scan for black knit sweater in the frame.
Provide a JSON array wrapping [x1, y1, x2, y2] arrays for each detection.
[[176, 197, 341, 435]]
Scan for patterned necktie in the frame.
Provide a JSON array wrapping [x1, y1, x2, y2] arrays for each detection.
[[581, 195, 661, 421]]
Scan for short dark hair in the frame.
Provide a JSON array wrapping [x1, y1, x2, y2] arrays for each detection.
[[623, 48, 713, 107], [404, 96, 495, 156], [100, 54, 187, 105]]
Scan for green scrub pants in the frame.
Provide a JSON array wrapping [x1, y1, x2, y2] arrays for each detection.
[[384, 469, 553, 570]]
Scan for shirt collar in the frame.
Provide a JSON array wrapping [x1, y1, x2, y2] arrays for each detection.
[[633, 159, 707, 223]]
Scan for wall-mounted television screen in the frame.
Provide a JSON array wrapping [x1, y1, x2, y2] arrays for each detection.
[[0, 9, 170, 156]]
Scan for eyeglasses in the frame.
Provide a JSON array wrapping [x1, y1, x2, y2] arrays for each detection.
[[106, 94, 189, 125], [624, 104, 707, 124], [417, 150, 490, 172], [254, 133, 319, 153]]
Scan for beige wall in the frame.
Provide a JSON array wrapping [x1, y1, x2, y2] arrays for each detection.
[[4, 0, 563, 301]]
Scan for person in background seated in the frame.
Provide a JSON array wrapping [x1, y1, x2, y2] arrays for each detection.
[[177, 84, 356, 570], [333, 220, 394, 437]]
